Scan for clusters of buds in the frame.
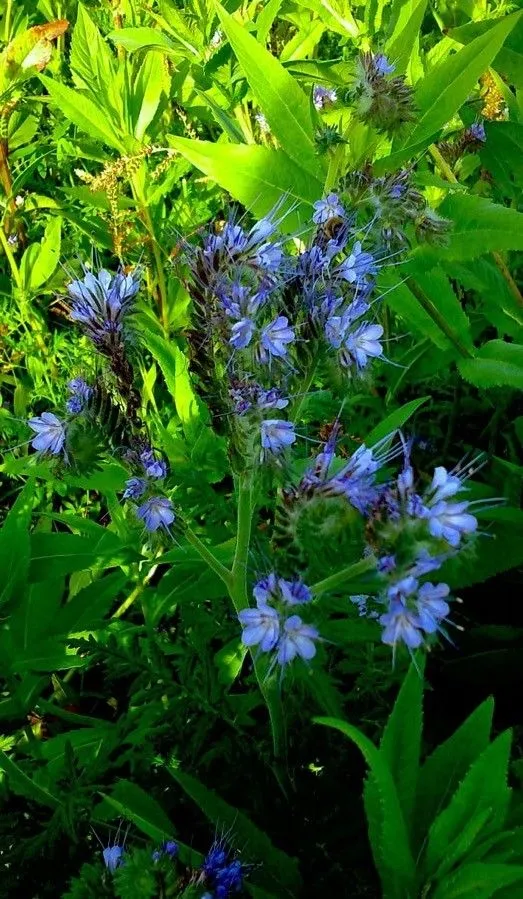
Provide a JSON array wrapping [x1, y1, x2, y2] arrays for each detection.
[[349, 52, 415, 136]]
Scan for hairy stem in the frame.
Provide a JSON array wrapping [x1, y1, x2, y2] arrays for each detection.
[[184, 527, 233, 590], [311, 555, 377, 597]]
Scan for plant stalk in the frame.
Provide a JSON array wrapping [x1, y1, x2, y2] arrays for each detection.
[[312, 555, 377, 596]]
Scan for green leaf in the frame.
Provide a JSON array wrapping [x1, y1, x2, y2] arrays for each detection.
[[143, 330, 202, 439], [414, 698, 494, 853], [380, 660, 424, 829], [431, 194, 523, 261], [132, 50, 167, 141], [107, 26, 179, 55], [458, 341, 523, 391], [450, 16, 523, 88], [0, 751, 59, 808], [71, 3, 119, 121], [20, 216, 61, 291], [39, 74, 126, 151], [365, 397, 430, 445], [440, 510, 523, 588], [167, 766, 302, 895], [214, 639, 247, 686], [380, 12, 522, 169], [214, 2, 322, 178], [315, 717, 415, 898], [385, 0, 428, 76], [54, 571, 128, 634], [39, 725, 117, 778], [168, 138, 321, 225], [408, 263, 473, 349], [29, 531, 131, 582], [257, 0, 284, 44], [425, 730, 512, 875], [98, 780, 175, 842], [431, 862, 523, 899], [0, 479, 34, 609]]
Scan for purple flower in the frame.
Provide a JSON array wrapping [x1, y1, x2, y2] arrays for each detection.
[[425, 500, 477, 548], [343, 322, 384, 369], [313, 194, 345, 225], [253, 572, 280, 605], [337, 242, 377, 283], [255, 242, 283, 271], [137, 496, 175, 532], [140, 449, 167, 479], [410, 549, 446, 577], [123, 477, 147, 500], [380, 602, 423, 649], [28, 412, 66, 455], [279, 579, 313, 605], [377, 555, 396, 574], [416, 582, 450, 633], [67, 267, 141, 348], [373, 53, 395, 76], [256, 388, 288, 411], [260, 419, 296, 455], [259, 315, 295, 361], [313, 85, 337, 110], [388, 575, 418, 602], [428, 466, 463, 503], [230, 317, 255, 350], [468, 122, 486, 142], [66, 377, 92, 414], [277, 615, 319, 665], [238, 605, 280, 651], [103, 845, 125, 872]]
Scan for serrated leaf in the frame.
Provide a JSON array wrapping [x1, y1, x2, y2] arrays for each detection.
[[167, 766, 302, 895], [380, 660, 424, 829], [425, 730, 512, 875], [458, 341, 523, 390], [316, 717, 415, 897], [39, 74, 126, 151], [431, 194, 523, 262], [0, 751, 59, 808], [215, 2, 321, 178], [414, 698, 494, 854]]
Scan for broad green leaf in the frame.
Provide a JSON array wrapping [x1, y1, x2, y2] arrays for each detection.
[[29, 531, 130, 582], [20, 216, 61, 291], [408, 263, 473, 349], [215, 2, 322, 178], [132, 50, 167, 141], [431, 862, 523, 899], [450, 16, 523, 88], [98, 780, 175, 842], [143, 330, 202, 438], [316, 717, 415, 897], [0, 751, 59, 808], [9, 641, 87, 672], [39, 74, 126, 151], [0, 479, 34, 608], [440, 510, 523, 588], [414, 698, 494, 853], [257, 0, 284, 44], [71, 3, 119, 123], [39, 726, 117, 777], [365, 397, 430, 445], [168, 138, 321, 226], [458, 341, 523, 391], [54, 571, 128, 634], [107, 26, 179, 55], [427, 194, 523, 262], [214, 639, 247, 686], [425, 730, 512, 875], [380, 660, 424, 829], [385, 0, 428, 76], [167, 766, 302, 895], [431, 806, 494, 882]]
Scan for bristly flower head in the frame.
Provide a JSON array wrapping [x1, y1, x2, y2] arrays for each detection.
[[67, 266, 141, 353], [28, 412, 66, 456], [352, 51, 415, 136], [201, 839, 247, 898]]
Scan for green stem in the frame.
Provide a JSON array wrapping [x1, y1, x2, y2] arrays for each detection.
[[405, 277, 474, 359], [4, 0, 12, 42], [311, 555, 377, 597], [131, 170, 169, 331], [289, 356, 318, 423], [112, 563, 159, 619], [0, 225, 22, 289], [184, 526, 233, 590]]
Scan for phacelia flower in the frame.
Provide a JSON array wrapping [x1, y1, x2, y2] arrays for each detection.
[[258, 315, 295, 362], [260, 419, 296, 455], [313, 193, 345, 224], [425, 500, 477, 548], [277, 615, 319, 665], [230, 317, 255, 350], [123, 477, 147, 500], [140, 448, 167, 479], [202, 841, 247, 898], [67, 266, 141, 350], [313, 85, 337, 110], [342, 322, 384, 370], [380, 602, 423, 650], [66, 377, 92, 414], [373, 53, 395, 76], [103, 845, 125, 872], [467, 122, 486, 142], [336, 241, 377, 284], [279, 579, 313, 606], [238, 605, 280, 650], [416, 582, 450, 633], [153, 839, 178, 861], [137, 496, 175, 532], [28, 412, 66, 456]]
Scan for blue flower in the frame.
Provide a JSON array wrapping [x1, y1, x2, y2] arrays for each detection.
[[343, 322, 384, 369], [202, 842, 246, 898], [428, 466, 464, 503], [28, 412, 66, 455], [67, 267, 141, 348], [253, 572, 280, 605], [254, 242, 283, 272], [416, 582, 450, 633], [336, 242, 377, 284], [238, 604, 280, 650], [377, 554, 396, 574], [152, 839, 178, 862], [260, 419, 296, 455], [425, 500, 477, 548], [276, 615, 319, 665], [313, 85, 337, 110], [380, 602, 423, 650], [279, 579, 313, 605], [103, 845, 125, 872], [468, 122, 486, 142], [258, 315, 295, 362], [66, 378, 92, 414], [140, 449, 167, 479], [410, 549, 446, 577], [137, 496, 175, 532], [257, 388, 288, 411], [313, 194, 345, 225], [373, 53, 395, 76], [123, 477, 147, 500], [230, 317, 255, 350]]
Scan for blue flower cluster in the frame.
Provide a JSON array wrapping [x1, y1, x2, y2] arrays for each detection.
[[238, 574, 319, 670], [67, 266, 141, 354], [121, 445, 174, 533], [201, 840, 247, 898]]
